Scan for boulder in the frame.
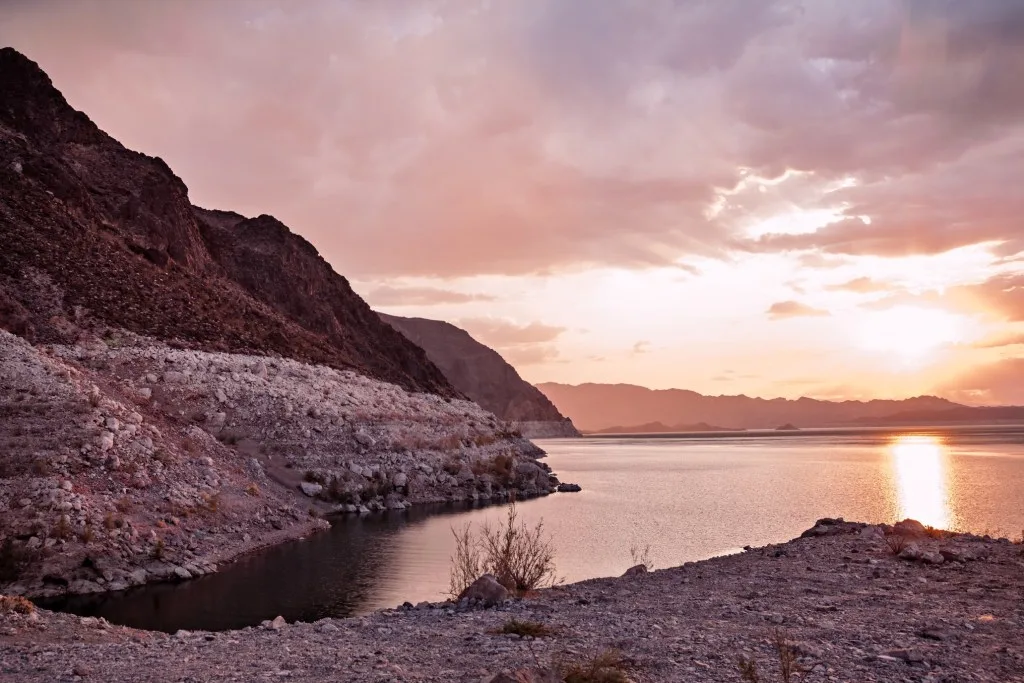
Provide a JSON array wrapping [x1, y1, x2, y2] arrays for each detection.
[[163, 371, 187, 384], [893, 519, 928, 539], [622, 564, 649, 578], [299, 481, 323, 497], [556, 482, 582, 493], [457, 574, 509, 607]]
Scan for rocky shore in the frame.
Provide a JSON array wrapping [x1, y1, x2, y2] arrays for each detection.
[[2, 519, 1022, 682], [0, 330, 561, 600]]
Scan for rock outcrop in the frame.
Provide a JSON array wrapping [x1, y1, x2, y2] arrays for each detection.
[[0, 47, 452, 396], [379, 314, 578, 438], [0, 330, 558, 598]]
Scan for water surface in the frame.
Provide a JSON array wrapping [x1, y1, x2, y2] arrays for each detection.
[[48, 425, 1024, 631]]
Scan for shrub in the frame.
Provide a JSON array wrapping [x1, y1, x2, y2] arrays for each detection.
[[245, 482, 260, 497], [629, 543, 654, 571], [557, 649, 630, 683], [0, 595, 35, 615], [115, 497, 133, 514], [200, 492, 221, 514], [443, 459, 462, 476], [885, 534, 908, 556], [52, 516, 72, 540], [493, 618, 555, 638], [738, 629, 806, 683], [448, 501, 559, 597], [152, 538, 166, 560], [80, 524, 95, 544]]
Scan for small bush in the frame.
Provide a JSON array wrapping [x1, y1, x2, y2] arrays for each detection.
[[115, 497, 133, 514], [0, 595, 35, 615], [449, 501, 559, 597], [152, 538, 166, 560], [557, 649, 630, 683], [885, 534, 908, 556], [245, 482, 260, 497], [200, 492, 221, 514], [51, 516, 72, 540], [629, 543, 654, 571], [738, 629, 806, 683], [493, 618, 555, 638], [80, 524, 95, 544], [103, 513, 122, 530], [443, 459, 462, 476], [31, 458, 51, 476]]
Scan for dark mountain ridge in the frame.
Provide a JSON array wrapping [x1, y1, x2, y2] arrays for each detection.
[[379, 313, 578, 437], [0, 47, 454, 396], [536, 382, 1003, 432]]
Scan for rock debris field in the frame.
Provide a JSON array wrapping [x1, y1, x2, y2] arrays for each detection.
[[2, 519, 1022, 682]]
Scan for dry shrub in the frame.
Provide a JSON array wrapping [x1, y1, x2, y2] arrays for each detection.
[[557, 649, 630, 683], [885, 534, 908, 556], [473, 433, 498, 448], [0, 595, 35, 615], [924, 526, 947, 540], [80, 524, 95, 544], [51, 516, 72, 540], [448, 501, 559, 598], [200, 492, 221, 514], [152, 538, 165, 560], [435, 434, 463, 451], [738, 629, 806, 683], [493, 618, 556, 638], [245, 482, 260, 497], [470, 453, 515, 484], [115, 497, 133, 514], [443, 459, 462, 476], [629, 543, 654, 571]]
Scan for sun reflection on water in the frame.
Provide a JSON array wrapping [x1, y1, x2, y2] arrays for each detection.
[[890, 435, 951, 529]]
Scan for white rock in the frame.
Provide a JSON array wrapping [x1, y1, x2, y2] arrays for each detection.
[[105, 417, 120, 431], [300, 481, 323, 497]]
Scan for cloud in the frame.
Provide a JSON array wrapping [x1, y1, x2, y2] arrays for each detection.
[[454, 317, 565, 367], [631, 341, 650, 355], [973, 332, 1024, 349], [942, 357, 1024, 405], [2, 1, 1022, 278], [825, 277, 891, 294], [364, 284, 495, 307], [767, 300, 830, 320]]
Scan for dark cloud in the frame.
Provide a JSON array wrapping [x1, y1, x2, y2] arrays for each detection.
[[363, 285, 495, 307], [1, 0, 1022, 276], [767, 300, 830, 319]]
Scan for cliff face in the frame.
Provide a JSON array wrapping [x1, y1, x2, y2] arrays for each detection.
[[380, 314, 579, 437], [0, 47, 453, 396]]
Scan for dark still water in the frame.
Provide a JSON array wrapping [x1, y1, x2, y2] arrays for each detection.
[[47, 426, 1024, 631]]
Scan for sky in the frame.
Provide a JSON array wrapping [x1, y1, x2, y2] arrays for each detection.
[[3, 0, 1024, 404]]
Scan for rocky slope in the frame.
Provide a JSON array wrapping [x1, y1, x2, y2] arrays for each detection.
[[380, 314, 578, 438], [0, 330, 558, 599], [538, 382, 966, 433], [0, 47, 452, 396], [2, 520, 1021, 682]]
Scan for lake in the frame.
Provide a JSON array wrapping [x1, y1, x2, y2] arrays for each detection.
[[45, 425, 1024, 631]]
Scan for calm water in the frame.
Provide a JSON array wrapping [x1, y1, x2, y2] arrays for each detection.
[[46, 426, 1024, 631]]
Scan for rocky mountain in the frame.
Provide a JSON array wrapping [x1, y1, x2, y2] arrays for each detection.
[[0, 47, 452, 396], [0, 48, 565, 599], [537, 382, 971, 433], [379, 314, 578, 438]]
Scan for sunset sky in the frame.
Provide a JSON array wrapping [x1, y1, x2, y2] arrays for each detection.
[[4, 1, 1024, 404]]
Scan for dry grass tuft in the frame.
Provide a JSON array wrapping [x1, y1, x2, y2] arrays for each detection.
[[557, 649, 630, 683], [245, 482, 260, 497], [738, 629, 806, 683], [492, 618, 556, 638], [0, 595, 35, 615]]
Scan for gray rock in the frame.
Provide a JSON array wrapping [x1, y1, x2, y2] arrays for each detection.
[[622, 564, 649, 577], [354, 431, 374, 448], [556, 482, 582, 493], [300, 481, 323, 497], [457, 574, 509, 607], [392, 472, 408, 487], [163, 371, 187, 384], [172, 566, 193, 581], [105, 417, 121, 431]]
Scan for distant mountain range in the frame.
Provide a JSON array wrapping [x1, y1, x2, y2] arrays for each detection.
[[536, 383, 1024, 433], [380, 314, 578, 437]]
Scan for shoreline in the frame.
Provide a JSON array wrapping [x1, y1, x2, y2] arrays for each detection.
[[4, 519, 1022, 682]]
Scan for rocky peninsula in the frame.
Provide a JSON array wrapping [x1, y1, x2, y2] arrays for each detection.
[[2, 519, 1021, 682]]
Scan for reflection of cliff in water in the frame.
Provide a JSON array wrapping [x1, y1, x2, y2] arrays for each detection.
[[39, 503, 487, 633]]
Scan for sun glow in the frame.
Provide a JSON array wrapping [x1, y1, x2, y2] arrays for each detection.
[[890, 435, 951, 529], [854, 306, 968, 363]]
